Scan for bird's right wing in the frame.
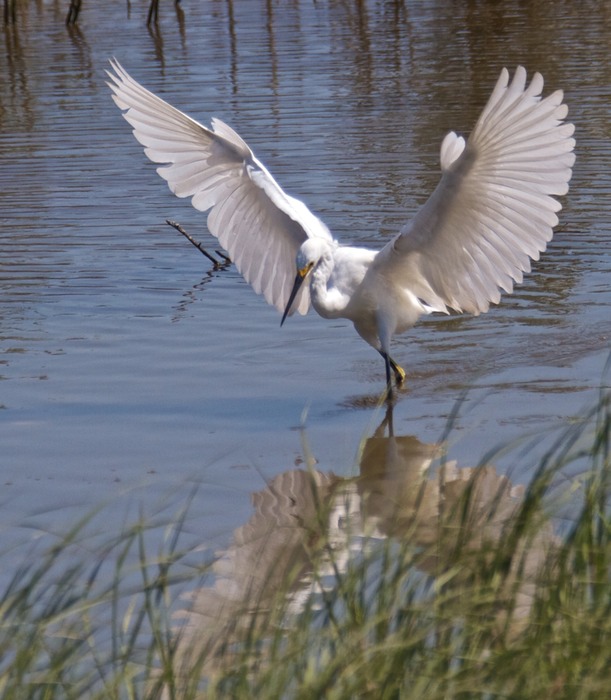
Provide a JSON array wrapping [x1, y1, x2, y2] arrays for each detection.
[[107, 59, 332, 315], [374, 67, 575, 316]]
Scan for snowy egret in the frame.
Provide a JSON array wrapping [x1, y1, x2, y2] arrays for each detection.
[[107, 60, 575, 391]]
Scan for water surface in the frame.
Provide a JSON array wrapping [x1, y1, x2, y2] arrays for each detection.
[[0, 1, 609, 565]]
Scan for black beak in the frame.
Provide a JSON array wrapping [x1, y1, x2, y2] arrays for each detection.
[[281, 270, 306, 326]]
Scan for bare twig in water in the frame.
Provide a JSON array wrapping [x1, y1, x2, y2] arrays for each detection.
[[147, 0, 158, 25], [66, 0, 81, 24], [215, 250, 231, 264], [147, 0, 181, 26], [166, 219, 231, 269], [4, 0, 17, 23]]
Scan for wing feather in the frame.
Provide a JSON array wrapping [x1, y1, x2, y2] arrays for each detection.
[[107, 59, 331, 315], [375, 66, 575, 315]]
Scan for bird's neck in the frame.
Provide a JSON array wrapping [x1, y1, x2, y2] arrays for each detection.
[[309, 245, 359, 319], [307, 248, 335, 317]]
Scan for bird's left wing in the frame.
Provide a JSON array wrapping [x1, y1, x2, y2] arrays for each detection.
[[374, 67, 575, 315], [106, 59, 332, 315]]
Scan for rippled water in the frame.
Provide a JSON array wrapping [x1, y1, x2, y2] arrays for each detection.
[[0, 1, 610, 562]]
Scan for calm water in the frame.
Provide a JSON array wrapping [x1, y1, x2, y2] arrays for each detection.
[[0, 1, 610, 567]]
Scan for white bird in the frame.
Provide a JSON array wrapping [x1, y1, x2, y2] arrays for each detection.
[[107, 60, 575, 391]]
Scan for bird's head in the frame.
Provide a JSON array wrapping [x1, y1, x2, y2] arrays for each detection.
[[281, 238, 328, 326]]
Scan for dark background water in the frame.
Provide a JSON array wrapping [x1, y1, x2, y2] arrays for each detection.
[[0, 0, 609, 558]]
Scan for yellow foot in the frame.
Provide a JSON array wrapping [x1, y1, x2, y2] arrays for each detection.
[[389, 358, 406, 385]]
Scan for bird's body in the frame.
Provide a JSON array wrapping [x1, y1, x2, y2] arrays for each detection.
[[107, 61, 575, 391]]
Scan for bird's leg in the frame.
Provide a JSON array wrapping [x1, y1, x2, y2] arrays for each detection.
[[382, 351, 393, 391], [379, 351, 406, 397]]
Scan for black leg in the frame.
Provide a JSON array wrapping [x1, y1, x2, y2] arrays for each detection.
[[380, 351, 394, 400], [379, 351, 406, 398], [385, 353, 392, 388]]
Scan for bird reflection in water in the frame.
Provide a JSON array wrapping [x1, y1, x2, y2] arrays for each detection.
[[169, 405, 554, 684]]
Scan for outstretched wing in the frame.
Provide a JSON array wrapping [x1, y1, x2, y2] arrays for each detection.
[[106, 59, 332, 315], [375, 66, 575, 315]]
